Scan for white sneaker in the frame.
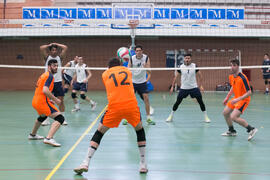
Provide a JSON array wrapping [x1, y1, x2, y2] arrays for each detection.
[[150, 106, 154, 115], [43, 138, 61, 147], [221, 131, 237, 136], [71, 107, 80, 112], [28, 134, 44, 140], [166, 113, 173, 122], [248, 128, 258, 141], [74, 164, 88, 175], [91, 101, 97, 110], [41, 119, 50, 126], [62, 121, 68, 125], [139, 162, 148, 173], [204, 115, 211, 123]]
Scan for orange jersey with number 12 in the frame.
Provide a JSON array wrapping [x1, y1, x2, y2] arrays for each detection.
[[102, 66, 138, 109]]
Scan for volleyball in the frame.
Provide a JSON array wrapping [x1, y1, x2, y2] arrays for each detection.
[[117, 47, 131, 62]]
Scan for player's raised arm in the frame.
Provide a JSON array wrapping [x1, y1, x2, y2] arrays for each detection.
[[40, 44, 50, 62], [53, 43, 68, 60]]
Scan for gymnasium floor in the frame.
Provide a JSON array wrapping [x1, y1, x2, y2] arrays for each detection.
[[0, 91, 269, 180]]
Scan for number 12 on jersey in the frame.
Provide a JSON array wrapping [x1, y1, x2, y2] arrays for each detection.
[[109, 71, 130, 87]]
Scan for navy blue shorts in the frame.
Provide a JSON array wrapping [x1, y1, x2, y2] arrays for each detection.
[[73, 82, 88, 92], [177, 88, 202, 99], [133, 82, 148, 95], [52, 82, 65, 97], [263, 74, 270, 79], [63, 73, 73, 85]]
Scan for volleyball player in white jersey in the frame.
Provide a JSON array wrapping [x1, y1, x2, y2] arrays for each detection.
[[40, 43, 68, 125], [127, 45, 155, 125], [71, 56, 97, 112], [166, 54, 211, 123], [62, 56, 78, 94]]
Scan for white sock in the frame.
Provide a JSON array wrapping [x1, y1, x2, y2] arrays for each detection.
[[75, 103, 80, 109], [90, 100, 95, 105], [82, 146, 97, 166], [138, 145, 146, 164], [171, 111, 175, 116]]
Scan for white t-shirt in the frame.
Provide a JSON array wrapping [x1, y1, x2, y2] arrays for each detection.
[[64, 60, 76, 77], [178, 63, 198, 89], [75, 63, 88, 83], [130, 54, 148, 84], [45, 55, 62, 82]]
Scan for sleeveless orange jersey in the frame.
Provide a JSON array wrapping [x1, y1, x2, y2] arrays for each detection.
[[102, 66, 138, 109], [229, 72, 251, 102], [32, 71, 58, 116]]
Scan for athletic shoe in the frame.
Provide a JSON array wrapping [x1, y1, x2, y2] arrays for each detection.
[[122, 119, 128, 125], [41, 119, 50, 126], [166, 113, 173, 122], [43, 138, 61, 147], [264, 91, 269, 95], [150, 106, 154, 115], [71, 107, 80, 112], [139, 162, 148, 173], [74, 164, 88, 175], [62, 121, 68, 125], [248, 128, 258, 141], [204, 115, 211, 123], [221, 130, 237, 136], [146, 116, 155, 125], [91, 102, 97, 111], [28, 134, 44, 140]]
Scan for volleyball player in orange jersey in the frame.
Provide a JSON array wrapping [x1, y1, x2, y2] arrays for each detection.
[[222, 59, 258, 141], [74, 58, 148, 174], [28, 59, 65, 147]]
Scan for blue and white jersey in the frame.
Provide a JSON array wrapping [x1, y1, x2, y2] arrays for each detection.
[[130, 54, 149, 84], [64, 60, 76, 77], [177, 63, 199, 90], [45, 55, 62, 82], [75, 63, 88, 83]]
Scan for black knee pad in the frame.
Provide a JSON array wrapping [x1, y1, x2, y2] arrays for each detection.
[[136, 128, 146, 142], [54, 114, 65, 124], [80, 94, 86, 100], [91, 130, 104, 145], [71, 92, 77, 99], [37, 116, 47, 122], [265, 80, 268, 85]]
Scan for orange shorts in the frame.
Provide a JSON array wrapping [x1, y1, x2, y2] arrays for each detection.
[[101, 106, 141, 128], [227, 98, 250, 113], [32, 98, 59, 116]]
